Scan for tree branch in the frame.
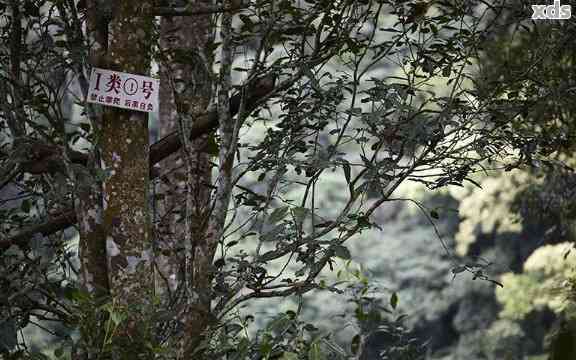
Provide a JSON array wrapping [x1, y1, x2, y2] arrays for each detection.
[[150, 4, 246, 17], [0, 74, 277, 250], [0, 210, 76, 250]]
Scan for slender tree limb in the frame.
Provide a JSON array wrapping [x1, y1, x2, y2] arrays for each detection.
[[0, 210, 77, 250]]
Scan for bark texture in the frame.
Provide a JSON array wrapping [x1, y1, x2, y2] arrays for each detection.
[[156, 1, 214, 356]]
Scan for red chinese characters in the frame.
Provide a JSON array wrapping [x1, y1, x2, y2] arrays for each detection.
[[88, 68, 159, 113]]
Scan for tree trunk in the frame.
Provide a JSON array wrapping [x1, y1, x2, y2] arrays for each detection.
[[78, 1, 155, 358], [156, 1, 214, 357]]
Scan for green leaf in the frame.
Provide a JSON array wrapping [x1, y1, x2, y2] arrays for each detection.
[[269, 206, 289, 224], [348, 107, 362, 115], [451, 266, 466, 274], [308, 342, 325, 360], [260, 250, 278, 261], [303, 323, 318, 331], [30, 352, 50, 360], [295, 266, 307, 277], [333, 245, 351, 260], [261, 224, 284, 242], [396, 313, 408, 322], [21, 199, 31, 213], [239, 14, 254, 31], [206, 136, 219, 156], [110, 312, 121, 326], [80, 122, 91, 133], [464, 177, 483, 189], [390, 292, 398, 310], [225, 323, 243, 335], [259, 339, 272, 357], [351, 334, 361, 355], [291, 207, 309, 226], [54, 346, 64, 358], [280, 352, 298, 360], [489, 279, 504, 288], [342, 160, 351, 185]]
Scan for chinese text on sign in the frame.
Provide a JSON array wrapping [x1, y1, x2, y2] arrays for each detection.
[[87, 68, 159, 113]]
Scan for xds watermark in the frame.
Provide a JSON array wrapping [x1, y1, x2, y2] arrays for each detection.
[[532, 0, 571, 19]]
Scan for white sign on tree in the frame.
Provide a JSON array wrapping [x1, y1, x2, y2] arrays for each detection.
[[87, 67, 159, 113]]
